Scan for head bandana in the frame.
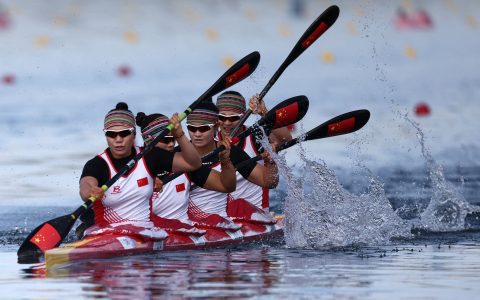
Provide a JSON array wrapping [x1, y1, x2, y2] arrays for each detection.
[[104, 102, 136, 130], [216, 91, 246, 114], [136, 113, 170, 144], [187, 102, 219, 125]]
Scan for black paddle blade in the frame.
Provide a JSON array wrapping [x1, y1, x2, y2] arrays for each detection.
[[261, 95, 309, 129], [204, 51, 260, 98], [286, 5, 340, 65], [17, 214, 76, 264], [306, 109, 370, 141]]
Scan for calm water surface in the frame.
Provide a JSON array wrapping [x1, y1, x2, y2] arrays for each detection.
[[2, 242, 480, 299]]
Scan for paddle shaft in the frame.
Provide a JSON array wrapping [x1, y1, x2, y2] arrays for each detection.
[[234, 109, 371, 170], [230, 5, 339, 137]]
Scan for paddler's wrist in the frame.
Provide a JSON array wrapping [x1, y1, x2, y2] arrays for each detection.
[[174, 131, 185, 140]]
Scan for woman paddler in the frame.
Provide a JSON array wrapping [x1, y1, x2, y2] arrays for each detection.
[[186, 101, 279, 229], [135, 111, 237, 234], [215, 91, 291, 218], [78, 102, 202, 240]]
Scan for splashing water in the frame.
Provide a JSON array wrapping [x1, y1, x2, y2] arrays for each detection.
[[404, 115, 480, 232], [255, 121, 411, 248]]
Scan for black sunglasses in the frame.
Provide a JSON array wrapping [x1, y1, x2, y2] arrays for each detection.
[[218, 114, 242, 122], [159, 136, 175, 144], [186, 124, 215, 133], [104, 128, 135, 138]]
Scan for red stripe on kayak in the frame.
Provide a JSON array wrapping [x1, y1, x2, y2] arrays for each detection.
[[327, 117, 355, 136], [274, 101, 299, 128], [30, 223, 61, 251], [225, 64, 250, 87], [301, 22, 328, 48]]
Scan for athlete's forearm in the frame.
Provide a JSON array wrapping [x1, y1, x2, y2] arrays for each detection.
[[263, 161, 279, 189], [176, 134, 202, 169], [220, 160, 236, 192], [269, 127, 292, 145]]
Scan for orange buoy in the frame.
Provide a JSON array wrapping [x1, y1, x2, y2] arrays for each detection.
[[415, 102, 431, 117]]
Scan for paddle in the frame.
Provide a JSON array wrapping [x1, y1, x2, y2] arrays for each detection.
[[17, 51, 261, 264], [230, 5, 340, 137], [234, 109, 371, 170], [160, 95, 309, 184]]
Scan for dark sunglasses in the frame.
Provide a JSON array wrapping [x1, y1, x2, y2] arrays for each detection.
[[104, 128, 135, 138], [159, 136, 175, 144], [218, 114, 242, 122], [186, 124, 215, 133]]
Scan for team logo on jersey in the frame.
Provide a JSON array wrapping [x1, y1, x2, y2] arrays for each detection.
[[137, 177, 149, 187], [112, 186, 121, 194], [176, 183, 185, 192]]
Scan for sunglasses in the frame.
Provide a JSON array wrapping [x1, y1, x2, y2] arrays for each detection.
[[186, 123, 215, 133], [159, 136, 175, 144], [104, 128, 135, 138], [218, 113, 243, 122]]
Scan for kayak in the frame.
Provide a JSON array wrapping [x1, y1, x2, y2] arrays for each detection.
[[44, 216, 285, 269]]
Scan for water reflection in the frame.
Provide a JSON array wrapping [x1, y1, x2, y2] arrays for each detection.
[[17, 243, 480, 299], [43, 248, 283, 299]]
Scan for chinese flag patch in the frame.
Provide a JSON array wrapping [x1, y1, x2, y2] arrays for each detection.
[[327, 117, 355, 136], [275, 102, 299, 128], [137, 177, 149, 187], [176, 183, 186, 192], [30, 223, 61, 251]]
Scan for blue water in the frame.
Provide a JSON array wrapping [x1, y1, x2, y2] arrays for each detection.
[[1, 0, 480, 299]]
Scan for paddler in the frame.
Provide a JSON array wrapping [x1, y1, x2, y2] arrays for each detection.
[[78, 102, 202, 240], [135, 111, 237, 234], [216, 91, 291, 213], [186, 101, 278, 229]]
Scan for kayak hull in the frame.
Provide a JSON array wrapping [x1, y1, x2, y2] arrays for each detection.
[[45, 218, 284, 269]]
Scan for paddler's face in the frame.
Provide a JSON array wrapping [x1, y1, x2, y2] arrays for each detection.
[[187, 122, 217, 148], [104, 126, 135, 159], [218, 111, 243, 135], [155, 135, 175, 152]]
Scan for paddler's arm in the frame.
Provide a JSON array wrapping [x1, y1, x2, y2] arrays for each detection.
[[79, 157, 108, 202], [170, 113, 202, 172], [232, 145, 279, 189], [245, 151, 279, 189], [189, 139, 236, 193], [79, 176, 105, 202]]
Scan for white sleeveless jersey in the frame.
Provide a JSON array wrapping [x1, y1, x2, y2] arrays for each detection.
[[94, 147, 155, 226], [189, 163, 229, 217], [151, 173, 191, 223], [231, 132, 269, 210]]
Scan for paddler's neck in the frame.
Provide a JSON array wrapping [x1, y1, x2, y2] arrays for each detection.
[[225, 125, 245, 137], [108, 147, 134, 160], [194, 141, 216, 156]]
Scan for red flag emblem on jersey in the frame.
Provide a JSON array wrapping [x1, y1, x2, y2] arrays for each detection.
[[137, 177, 149, 187], [30, 223, 61, 251], [274, 102, 299, 128], [176, 183, 186, 192], [327, 117, 355, 136]]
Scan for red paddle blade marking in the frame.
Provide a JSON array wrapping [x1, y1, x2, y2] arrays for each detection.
[[225, 64, 250, 87], [30, 223, 61, 251], [327, 117, 355, 136], [274, 102, 299, 128], [302, 22, 328, 48]]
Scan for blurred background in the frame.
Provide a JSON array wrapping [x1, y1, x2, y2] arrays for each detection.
[[1, 0, 479, 206]]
